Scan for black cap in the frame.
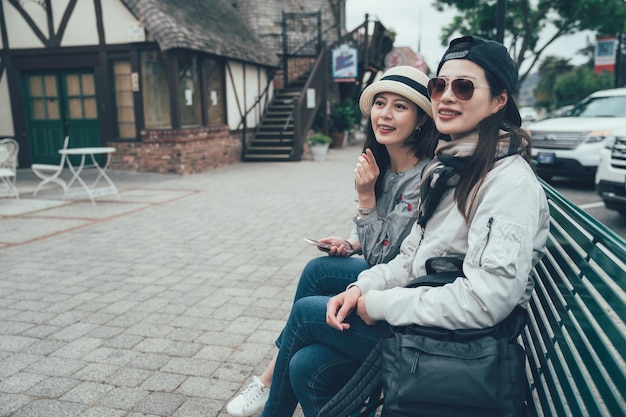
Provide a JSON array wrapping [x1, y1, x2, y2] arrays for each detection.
[[437, 35, 522, 127]]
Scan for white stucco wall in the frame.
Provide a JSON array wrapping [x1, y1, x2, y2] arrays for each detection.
[[0, 74, 15, 136], [226, 61, 269, 131], [101, 1, 145, 45], [245, 65, 259, 129], [3, 0, 46, 48], [58, 0, 99, 47], [1, 0, 141, 49], [226, 61, 244, 129]]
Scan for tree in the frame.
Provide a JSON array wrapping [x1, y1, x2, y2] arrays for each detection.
[[534, 56, 573, 111], [553, 67, 613, 108], [433, 0, 626, 89], [534, 38, 615, 112]]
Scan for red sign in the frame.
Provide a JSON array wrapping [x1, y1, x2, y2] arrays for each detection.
[[595, 36, 617, 74]]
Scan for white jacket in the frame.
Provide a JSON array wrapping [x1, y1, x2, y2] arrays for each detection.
[[355, 155, 550, 329]]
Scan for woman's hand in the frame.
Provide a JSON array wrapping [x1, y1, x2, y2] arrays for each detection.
[[319, 236, 354, 257], [326, 286, 362, 330], [355, 148, 379, 197]]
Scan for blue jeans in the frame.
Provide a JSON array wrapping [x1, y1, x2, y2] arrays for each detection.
[[293, 256, 370, 301], [275, 256, 369, 348], [262, 256, 387, 417]]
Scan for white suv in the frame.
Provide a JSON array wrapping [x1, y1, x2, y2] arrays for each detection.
[[527, 88, 626, 181], [596, 132, 626, 216]]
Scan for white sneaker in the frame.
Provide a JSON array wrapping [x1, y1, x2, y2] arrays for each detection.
[[226, 376, 269, 417]]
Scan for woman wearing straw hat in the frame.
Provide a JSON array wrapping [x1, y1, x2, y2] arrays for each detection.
[[226, 66, 438, 417]]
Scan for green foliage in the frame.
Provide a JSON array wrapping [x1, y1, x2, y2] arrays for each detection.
[[435, 0, 626, 87], [534, 56, 574, 110], [329, 101, 360, 132], [553, 68, 613, 108], [534, 55, 614, 111], [307, 133, 333, 145]]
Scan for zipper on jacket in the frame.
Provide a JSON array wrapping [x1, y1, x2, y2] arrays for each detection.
[[478, 217, 494, 267], [411, 351, 421, 374]]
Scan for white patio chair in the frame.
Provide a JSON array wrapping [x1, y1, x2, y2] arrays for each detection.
[[31, 135, 69, 197], [0, 138, 19, 199]]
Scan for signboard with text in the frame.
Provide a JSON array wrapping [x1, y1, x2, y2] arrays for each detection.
[[595, 36, 617, 74], [332, 44, 358, 82]]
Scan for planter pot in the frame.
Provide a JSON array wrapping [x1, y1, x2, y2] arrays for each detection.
[[310, 143, 329, 161], [329, 131, 346, 149]]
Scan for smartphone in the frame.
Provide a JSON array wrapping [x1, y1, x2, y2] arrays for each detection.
[[304, 237, 332, 251]]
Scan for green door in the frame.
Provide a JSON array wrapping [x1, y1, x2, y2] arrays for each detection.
[[24, 70, 101, 164]]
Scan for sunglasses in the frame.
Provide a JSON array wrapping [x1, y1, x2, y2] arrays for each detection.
[[427, 78, 489, 102]]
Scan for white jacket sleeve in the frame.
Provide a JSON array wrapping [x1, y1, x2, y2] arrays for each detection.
[[364, 160, 550, 329], [350, 220, 422, 293]]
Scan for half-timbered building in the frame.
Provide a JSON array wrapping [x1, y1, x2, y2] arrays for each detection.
[[0, 0, 392, 173]]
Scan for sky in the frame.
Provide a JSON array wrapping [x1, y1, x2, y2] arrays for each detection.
[[345, 1, 594, 74]]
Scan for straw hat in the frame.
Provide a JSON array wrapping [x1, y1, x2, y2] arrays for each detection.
[[359, 65, 432, 118]]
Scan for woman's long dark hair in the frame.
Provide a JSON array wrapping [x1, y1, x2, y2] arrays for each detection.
[[362, 107, 439, 199], [454, 68, 532, 219]]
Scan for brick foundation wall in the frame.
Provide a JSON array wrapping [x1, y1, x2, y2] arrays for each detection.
[[108, 126, 242, 175]]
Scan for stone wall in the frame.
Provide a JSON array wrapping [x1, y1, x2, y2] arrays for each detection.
[[109, 126, 242, 175]]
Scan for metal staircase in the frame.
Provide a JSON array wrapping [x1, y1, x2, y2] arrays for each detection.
[[240, 13, 393, 163], [242, 74, 308, 161]]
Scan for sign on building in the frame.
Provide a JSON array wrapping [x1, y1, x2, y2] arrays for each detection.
[[595, 36, 617, 74], [332, 44, 358, 82]]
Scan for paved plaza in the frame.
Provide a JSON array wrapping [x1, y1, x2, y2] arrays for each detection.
[[0, 145, 363, 416]]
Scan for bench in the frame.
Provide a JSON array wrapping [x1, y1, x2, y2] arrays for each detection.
[[523, 180, 626, 417], [348, 180, 626, 417]]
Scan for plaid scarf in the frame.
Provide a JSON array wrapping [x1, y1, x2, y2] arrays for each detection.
[[417, 131, 529, 228]]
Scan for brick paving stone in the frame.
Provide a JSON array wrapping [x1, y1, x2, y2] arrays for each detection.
[[0, 393, 31, 415], [78, 407, 128, 417], [0, 334, 38, 352], [2, 146, 363, 416], [0, 353, 42, 378], [0, 372, 46, 393], [176, 376, 236, 400], [25, 356, 87, 377], [97, 386, 149, 410], [107, 367, 153, 387], [60, 381, 115, 404], [11, 399, 87, 417], [140, 372, 187, 392], [73, 363, 121, 383], [133, 391, 186, 416], [26, 376, 79, 398]]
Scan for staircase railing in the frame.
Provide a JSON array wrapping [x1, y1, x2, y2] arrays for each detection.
[[291, 45, 328, 161], [237, 73, 274, 159]]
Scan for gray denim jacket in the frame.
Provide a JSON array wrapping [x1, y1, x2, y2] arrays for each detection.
[[350, 159, 429, 265]]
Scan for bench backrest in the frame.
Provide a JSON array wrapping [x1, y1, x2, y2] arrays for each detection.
[[524, 180, 626, 417]]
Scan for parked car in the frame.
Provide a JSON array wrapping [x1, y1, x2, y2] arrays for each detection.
[[527, 88, 626, 181], [541, 104, 574, 120], [596, 132, 626, 216], [519, 106, 538, 121]]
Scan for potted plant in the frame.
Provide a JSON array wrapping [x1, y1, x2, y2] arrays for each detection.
[[307, 133, 332, 161], [328, 101, 358, 148]]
